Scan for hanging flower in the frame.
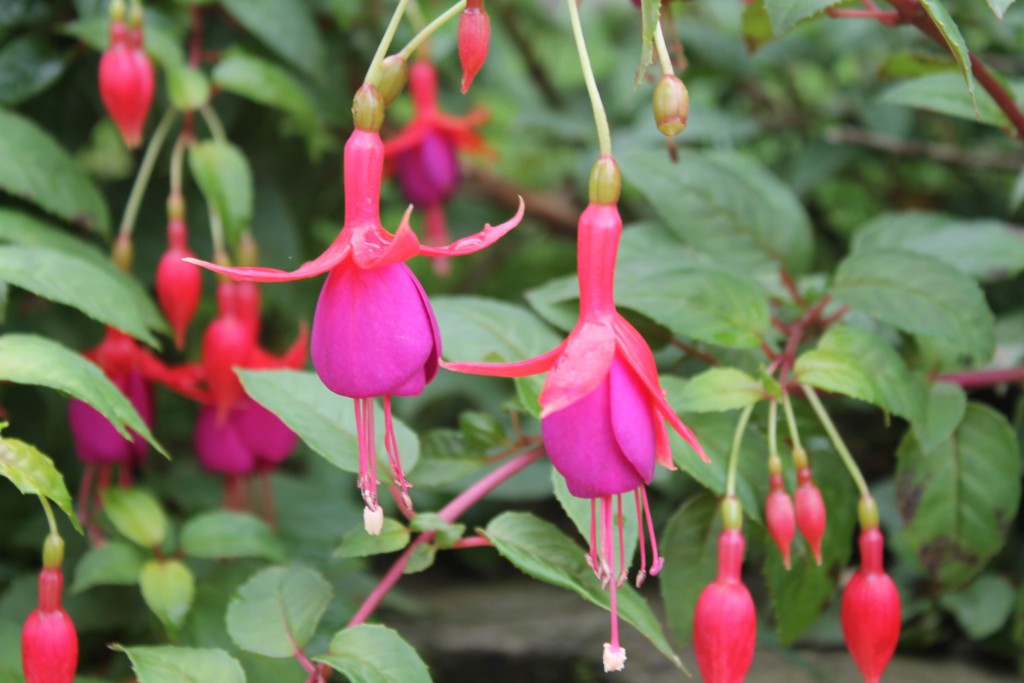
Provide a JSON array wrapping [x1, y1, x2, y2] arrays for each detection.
[[185, 84, 522, 533], [22, 568, 77, 683], [443, 156, 704, 670], [383, 60, 491, 274], [155, 195, 201, 349], [98, 0, 154, 149], [457, 0, 491, 93]]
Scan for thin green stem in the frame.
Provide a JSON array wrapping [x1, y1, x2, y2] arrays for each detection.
[[654, 21, 673, 75], [566, 0, 612, 156], [169, 134, 187, 197], [725, 404, 756, 498], [398, 0, 467, 61], [199, 104, 226, 142], [767, 399, 779, 462], [407, 0, 428, 31], [38, 495, 58, 537], [367, 0, 412, 84], [117, 108, 177, 240], [781, 389, 804, 452], [801, 385, 871, 498]]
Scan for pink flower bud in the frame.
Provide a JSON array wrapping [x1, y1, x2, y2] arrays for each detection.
[[693, 529, 756, 683], [22, 569, 77, 683], [458, 0, 490, 93], [841, 527, 901, 683], [98, 22, 154, 148], [155, 218, 201, 349], [202, 283, 254, 417], [795, 467, 826, 564], [765, 474, 796, 569]]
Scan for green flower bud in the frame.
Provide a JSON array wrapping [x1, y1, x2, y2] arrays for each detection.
[[352, 84, 385, 132], [588, 156, 621, 205], [652, 75, 689, 137]]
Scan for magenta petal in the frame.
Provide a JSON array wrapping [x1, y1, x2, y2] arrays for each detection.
[[194, 406, 256, 475], [609, 359, 656, 484], [311, 261, 439, 398], [235, 397, 297, 468], [123, 370, 154, 462], [395, 131, 460, 206], [541, 356, 652, 498], [68, 398, 134, 464]]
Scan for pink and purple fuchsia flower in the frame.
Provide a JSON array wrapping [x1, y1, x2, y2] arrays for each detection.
[[187, 85, 523, 534], [444, 156, 706, 671]]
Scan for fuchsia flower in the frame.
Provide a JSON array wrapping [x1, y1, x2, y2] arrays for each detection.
[[458, 0, 491, 93], [384, 60, 491, 274], [444, 156, 705, 670], [98, 4, 154, 149], [186, 85, 523, 533], [21, 568, 77, 683], [155, 197, 201, 349]]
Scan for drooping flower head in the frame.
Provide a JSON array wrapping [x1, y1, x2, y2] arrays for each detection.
[[384, 60, 491, 274], [764, 454, 796, 569], [458, 0, 491, 93], [155, 193, 201, 349], [22, 567, 77, 683], [443, 156, 705, 670], [98, 0, 154, 149], [793, 445, 826, 565], [185, 84, 523, 533]]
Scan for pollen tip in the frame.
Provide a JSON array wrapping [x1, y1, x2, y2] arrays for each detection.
[[602, 644, 627, 673], [650, 557, 665, 576], [363, 505, 384, 535], [635, 570, 647, 589]]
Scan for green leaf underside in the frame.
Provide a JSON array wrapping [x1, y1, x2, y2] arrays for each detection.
[[139, 559, 195, 630], [897, 402, 1022, 588], [620, 149, 814, 276], [551, 468, 639, 568], [72, 541, 144, 592], [485, 511, 685, 671], [335, 519, 410, 558], [911, 381, 967, 454], [764, 0, 845, 36], [102, 487, 168, 548], [227, 565, 333, 658], [180, 510, 284, 561], [0, 436, 80, 532], [238, 369, 419, 481], [114, 645, 246, 683], [0, 108, 109, 234], [316, 624, 431, 683], [831, 249, 995, 362], [794, 324, 926, 423], [880, 72, 1024, 129], [637, 0, 661, 85], [676, 367, 765, 413], [919, 0, 977, 113], [0, 334, 162, 453]]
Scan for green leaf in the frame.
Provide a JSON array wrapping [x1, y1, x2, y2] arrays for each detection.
[[0, 108, 109, 234], [408, 513, 465, 549], [335, 519, 410, 558], [102, 487, 168, 548], [636, 0, 661, 85], [986, 0, 1016, 18], [919, 0, 977, 113], [880, 72, 1022, 129], [180, 511, 284, 561], [676, 367, 765, 413], [0, 34, 69, 106], [896, 402, 1022, 588], [485, 511, 685, 670], [619, 149, 814, 276], [402, 543, 437, 574], [742, 0, 775, 51], [794, 325, 926, 423], [0, 245, 166, 346], [238, 369, 420, 481], [658, 493, 720, 646], [853, 211, 1024, 282], [166, 65, 211, 111], [140, 559, 195, 631], [188, 140, 253, 250], [226, 566, 333, 658], [525, 227, 771, 349], [114, 645, 246, 683], [71, 541, 144, 592], [551, 468, 638, 567], [317, 624, 431, 683], [458, 411, 507, 450], [831, 249, 995, 362], [939, 573, 1016, 640], [411, 429, 486, 488], [912, 381, 966, 454], [219, 0, 326, 78], [0, 209, 109, 265], [0, 334, 163, 453], [0, 435, 80, 532], [764, 0, 844, 35]]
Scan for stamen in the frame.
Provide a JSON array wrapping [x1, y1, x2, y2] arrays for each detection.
[[586, 498, 601, 579], [641, 487, 664, 575], [354, 398, 367, 492], [602, 643, 627, 673], [363, 504, 384, 536], [634, 489, 648, 588], [364, 398, 378, 507], [383, 396, 413, 511], [602, 495, 625, 671], [616, 494, 627, 587]]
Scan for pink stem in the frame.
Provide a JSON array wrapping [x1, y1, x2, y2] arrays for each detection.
[[450, 535, 493, 549], [347, 448, 543, 627], [939, 366, 1024, 388]]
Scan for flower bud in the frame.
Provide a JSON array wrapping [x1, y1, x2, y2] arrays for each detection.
[[765, 474, 796, 569], [795, 467, 826, 565], [588, 156, 621, 205], [841, 527, 901, 683], [203, 283, 253, 416], [375, 55, 408, 107], [693, 529, 756, 683], [458, 0, 491, 93], [98, 18, 154, 148], [22, 569, 77, 683], [352, 84, 385, 132], [156, 218, 201, 349], [111, 233, 133, 272], [652, 75, 689, 137]]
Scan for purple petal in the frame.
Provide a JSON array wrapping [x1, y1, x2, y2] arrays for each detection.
[[395, 131, 460, 206], [311, 261, 439, 398], [123, 370, 154, 462], [68, 398, 134, 464], [609, 358, 656, 484], [194, 406, 256, 475], [235, 396, 297, 468]]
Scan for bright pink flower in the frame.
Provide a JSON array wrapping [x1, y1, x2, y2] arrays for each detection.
[[693, 527, 757, 683], [795, 466, 826, 565], [21, 568, 77, 683], [765, 472, 796, 569], [155, 215, 201, 349], [186, 95, 522, 533], [443, 156, 704, 668], [458, 0, 491, 93], [98, 19, 154, 149], [842, 526, 901, 683]]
